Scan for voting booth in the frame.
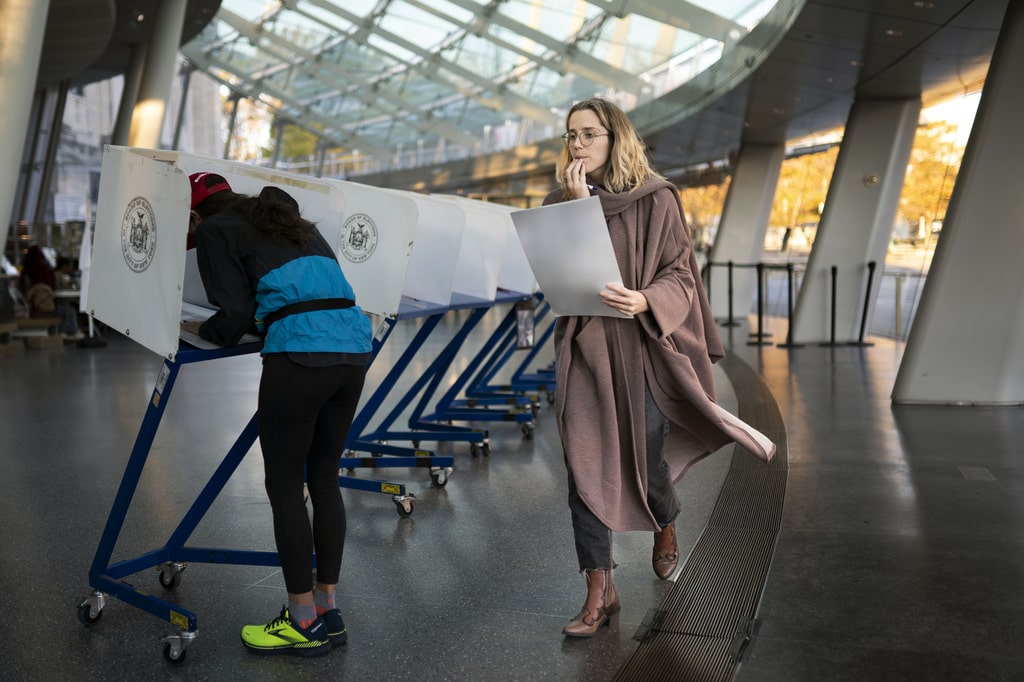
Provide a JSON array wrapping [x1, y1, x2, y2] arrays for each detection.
[[80, 147, 429, 661], [344, 191, 544, 457], [341, 188, 497, 458], [89, 147, 415, 361], [88, 150, 192, 359], [415, 197, 543, 432], [81, 147, 556, 660], [437, 196, 537, 297], [91, 146, 440, 470], [386, 189, 465, 307]]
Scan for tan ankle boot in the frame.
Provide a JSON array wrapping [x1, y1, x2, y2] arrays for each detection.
[[562, 569, 621, 637], [652, 522, 679, 580]]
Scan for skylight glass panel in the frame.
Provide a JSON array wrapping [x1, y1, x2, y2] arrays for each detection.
[[488, 24, 553, 59], [298, 3, 354, 34], [590, 15, 703, 74], [264, 9, 328, 50], [454, 34, 526, 79], [422, 0, 476, 26], [379, 3, 458, 48], [220, 0, 277, 19], [220, 38, 283, 76], [365, 32, 417, 65], [182, 0, 783, 170], [499, 0, 598, 40]]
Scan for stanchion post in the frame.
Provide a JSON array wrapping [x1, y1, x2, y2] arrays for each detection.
[[721, 260, 740, 327], [849, 260, 876, 347], [777, 261, 804, 348], [748, 261, 772, 345], [894, 273, 904, 338], [702, 261, 712, 303], [819, 265, 839, 346]]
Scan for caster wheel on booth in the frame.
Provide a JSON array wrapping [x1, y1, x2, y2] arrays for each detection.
[[77, 601, 103, 625]]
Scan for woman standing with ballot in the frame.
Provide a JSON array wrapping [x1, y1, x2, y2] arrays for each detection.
[[544, 99, 775, 637], [183, 172, 372, 656]]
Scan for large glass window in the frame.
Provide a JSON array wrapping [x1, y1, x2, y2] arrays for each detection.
[[181, 0, 779, 167]]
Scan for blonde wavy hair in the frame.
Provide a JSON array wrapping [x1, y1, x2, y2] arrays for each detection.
[[556, 98, 663, 200]]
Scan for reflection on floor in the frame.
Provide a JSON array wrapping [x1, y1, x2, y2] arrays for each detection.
[[1, 307, 1022, 680]]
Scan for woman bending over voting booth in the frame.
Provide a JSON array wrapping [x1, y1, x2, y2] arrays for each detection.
[[181, 172, 372, 657], [543, 98, 776, 638]]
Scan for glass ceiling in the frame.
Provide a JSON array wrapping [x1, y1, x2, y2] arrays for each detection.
[[181, 0, 777, 169]]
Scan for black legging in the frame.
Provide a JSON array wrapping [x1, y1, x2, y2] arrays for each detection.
[[258, 353, 366, 594]]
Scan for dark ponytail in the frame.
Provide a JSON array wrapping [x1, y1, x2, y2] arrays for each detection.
[[195, 181, 317, 247], [230, 186, 315, 247]]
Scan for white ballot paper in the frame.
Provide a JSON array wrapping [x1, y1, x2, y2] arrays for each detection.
[[183, 248, 213, 308], [511, 196, 630, 318]]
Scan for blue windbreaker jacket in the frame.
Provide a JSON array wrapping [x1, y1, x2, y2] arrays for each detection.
[[194, 200, 372, 356]]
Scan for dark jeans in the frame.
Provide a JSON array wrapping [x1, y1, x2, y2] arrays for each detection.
[[258, 354, 366, 594], [567, 385, 679, 572]]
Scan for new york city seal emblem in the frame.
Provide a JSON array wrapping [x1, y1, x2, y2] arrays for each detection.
[[339, 212, 378, 264], [120, 196, 157, 272]]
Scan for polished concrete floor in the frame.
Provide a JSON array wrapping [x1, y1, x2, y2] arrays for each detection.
[[1, 304, 1023, 681]]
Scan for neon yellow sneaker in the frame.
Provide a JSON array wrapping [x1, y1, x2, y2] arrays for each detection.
[[240, 607, 330, 657]]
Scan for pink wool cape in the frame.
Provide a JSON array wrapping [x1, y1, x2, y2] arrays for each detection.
[[545, 179, 775, 532]]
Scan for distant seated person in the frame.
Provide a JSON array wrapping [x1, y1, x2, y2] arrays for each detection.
[[54, 256, 79, 290], [19, 245, 84, 341]]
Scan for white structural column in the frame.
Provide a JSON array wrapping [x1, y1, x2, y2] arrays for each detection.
[[112, 44, 149, 147], [790, 98, 920, 344], [893, 3, 1024, 405], [706, 144, 784, 320], [0, 0, 50, 258], [127, 0, 188, 148]]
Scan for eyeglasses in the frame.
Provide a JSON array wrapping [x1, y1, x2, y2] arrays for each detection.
[[561, 130, 610, 146]]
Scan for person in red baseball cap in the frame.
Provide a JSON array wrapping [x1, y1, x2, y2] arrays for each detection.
[[186, 172, 233, 249]]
